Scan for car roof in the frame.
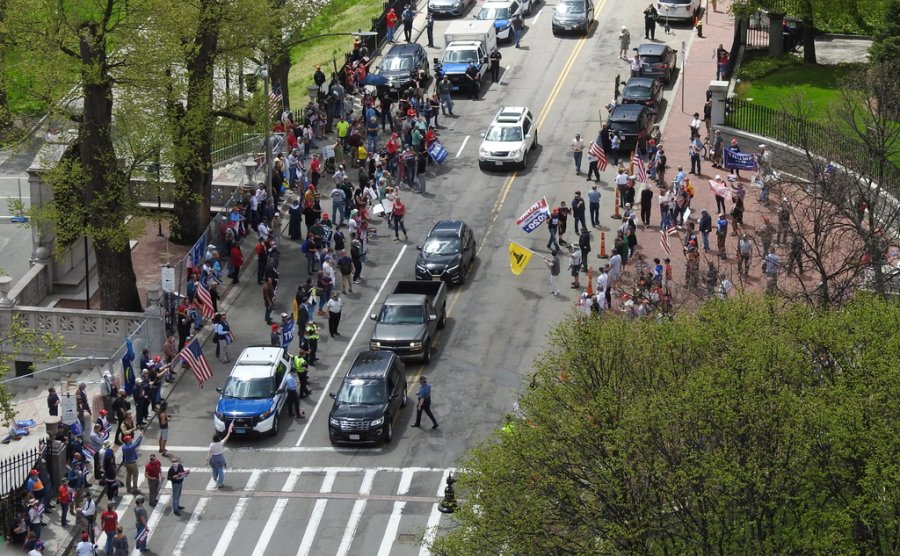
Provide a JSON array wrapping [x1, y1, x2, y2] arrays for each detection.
[[609, 104, 649, 121], [491, 106, 530, 125], [637, 43, 670, 55], [228, 347, 285, 380], [482, 0, 516, 8], [624, 77, 658, 88], [347, 351, 396, 379], [385, 43, 423, 57], [428, 220, 466, 237]]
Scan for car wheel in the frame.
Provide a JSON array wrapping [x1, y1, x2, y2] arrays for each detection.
[[437, 304, 447, 328], [383, 419, 393, 443], [270, 414, 279, 437], [423, 342, 432, 364], [532, 130, 538, 149], [400, 389, 408, 408]]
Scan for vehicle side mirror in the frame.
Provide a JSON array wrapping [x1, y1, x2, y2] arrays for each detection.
[[329, 393, 336, 399], [416, 245, 422, 250], [216, 387, 223, 393], [391, 394, 399, 400], [370, 313, 377, 320], [526, 134, 532, 139], [429, 314, 438, 321], [480, 132, 486, 138]]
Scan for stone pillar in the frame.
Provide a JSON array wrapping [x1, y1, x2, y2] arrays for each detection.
[[768, 12, 785, 56], [0, 275, 13, 307], [708, 80, 730, 127]]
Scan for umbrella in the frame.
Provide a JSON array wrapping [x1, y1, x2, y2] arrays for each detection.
[[361, 73, 389, 86]]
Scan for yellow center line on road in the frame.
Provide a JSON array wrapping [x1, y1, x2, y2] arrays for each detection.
[[408, 12, 604, 386]]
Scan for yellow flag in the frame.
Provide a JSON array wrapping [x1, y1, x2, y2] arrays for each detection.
[[509, 242, 533, 276]]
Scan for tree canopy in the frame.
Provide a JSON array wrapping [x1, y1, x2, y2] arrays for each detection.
[[433, 295, 900, 555]]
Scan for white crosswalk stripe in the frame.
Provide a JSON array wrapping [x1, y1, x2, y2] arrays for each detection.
[[124, 466, 452, 555]]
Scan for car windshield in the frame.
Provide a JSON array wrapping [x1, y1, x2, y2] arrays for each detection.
[[442, 49, 479, 63], [485, 125, 523, 142], [381, 56, 413, 71], [640, 54, 665, 64], [222, 376, 275, 399], [556, 1, 585, 14], [623, 85, 652, 97], [478, 7, 509, 19], [423, 236, 461, 255], [378, 305, 426, 325], [661, 0, 693, 4], [337, 379, 387, 404]]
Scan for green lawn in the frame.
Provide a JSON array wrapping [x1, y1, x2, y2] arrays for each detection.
[[736, 64, 854, 123], [287, 0, 385, 108]]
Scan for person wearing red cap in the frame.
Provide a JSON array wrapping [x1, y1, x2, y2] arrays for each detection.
[[121, 434, 143, 494], [75, 531, 95, 555]]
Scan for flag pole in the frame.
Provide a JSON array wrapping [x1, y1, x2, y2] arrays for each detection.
[[508, 239, 538, 255]]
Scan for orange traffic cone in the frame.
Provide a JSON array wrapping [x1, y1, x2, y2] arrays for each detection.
[[587, 266, 594, 296], [598, 231, 608, 258], [613, 190, 621, 219]]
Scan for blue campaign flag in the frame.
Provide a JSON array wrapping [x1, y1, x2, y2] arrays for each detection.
[[723, 149, 758, 171], [427, 140, 449, 165], [189, 237, 206, 268], [281, 318, 295, 348], [122, 338, 136, 395]]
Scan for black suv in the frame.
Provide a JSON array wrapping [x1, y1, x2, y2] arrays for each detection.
[[636, 43, 677, 84], [415, 220, 477, 285], [608, 104, 655, 152], [375, 43, 430, 96], [328, 351, 407, 445]]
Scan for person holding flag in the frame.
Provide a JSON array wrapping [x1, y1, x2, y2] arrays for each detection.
[[586, 141, 605, 182], [179, 337, 213, 388], [212, 313, 231, 363], [280, 313, 295, 352], [631, 151, 647, 183]]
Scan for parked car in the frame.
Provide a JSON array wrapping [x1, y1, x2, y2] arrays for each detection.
[[608, 104, 655, 152], [374, 43, 430, 97], [213, 347, 291, 437], [636, 43, 677, 84], [478, 106, 538, 170], [328, 351, 407, 445], [415, 220, 477, 285], [551, 0, 594, 36], [428, 0, 476, 16], [656, 0, 701, 21], [475, 0, 525, 43], [621, 77, 664, 113]]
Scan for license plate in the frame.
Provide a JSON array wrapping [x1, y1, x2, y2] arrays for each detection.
[[235, 427, 248, 434], [494, 161, 503, 166], [349, 434, 360, 440]]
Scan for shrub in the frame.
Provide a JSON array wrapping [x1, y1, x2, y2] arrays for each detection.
[[736, 54, 803, 81]]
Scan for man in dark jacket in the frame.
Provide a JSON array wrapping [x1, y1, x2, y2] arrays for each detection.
[[578, 229, 592, 272]]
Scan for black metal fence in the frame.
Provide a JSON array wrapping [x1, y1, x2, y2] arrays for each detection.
[[0, 438, 48, 540], [726, 99, 900, 188]]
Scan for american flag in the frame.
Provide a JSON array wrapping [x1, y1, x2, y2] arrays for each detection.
[[196, 282, 215, 319], [632, 151, 647, 183], [659, 225, 678, 254], [589, 141, 608, 171], [269, 84, 283, 117], [180, 338, 213, 387]]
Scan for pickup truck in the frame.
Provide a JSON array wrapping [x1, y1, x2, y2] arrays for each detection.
[[369, 281, 447, 364], [436, 20, 497, 93]]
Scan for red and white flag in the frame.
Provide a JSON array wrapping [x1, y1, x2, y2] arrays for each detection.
[[269, 85, 284, 118], [589, 141, 608, 172], [659, 225, 678, 254], [632, 151, 647, 183], [196, 283, 215, 319], [179, 338, 213, 387]]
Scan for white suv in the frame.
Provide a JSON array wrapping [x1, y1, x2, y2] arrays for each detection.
[[478, 107, 538, 170]]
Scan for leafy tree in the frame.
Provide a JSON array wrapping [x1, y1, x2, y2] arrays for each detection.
[[432, 295, 900, 555], [869, 0, 900, 65]]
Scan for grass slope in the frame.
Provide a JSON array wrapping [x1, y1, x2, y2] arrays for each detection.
[[737, 64, 855, 122], [287, 0, 385, 109]]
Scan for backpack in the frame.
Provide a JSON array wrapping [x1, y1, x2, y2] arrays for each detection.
[[301, 239, 310, 253]]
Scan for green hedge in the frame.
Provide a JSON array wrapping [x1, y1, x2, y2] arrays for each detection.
[[736, 54, 804, 81]]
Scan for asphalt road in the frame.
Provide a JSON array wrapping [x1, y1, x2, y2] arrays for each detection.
[[122, 4, 695, 555]]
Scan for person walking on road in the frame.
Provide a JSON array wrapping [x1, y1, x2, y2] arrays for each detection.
[[167, 458, 189, 516], [411, 376, 438, 429], [588, 184, 601, 227], [100, 504, 118, 555], [578, 228, 592, 272], [571, 134, 584, 174], [208, 423, 233, 489], [145, 454, 162, 507], [76, 497, 96, 543], [426, 11, 435, 47], [619, 26, 631, 60], [386, 8, 398, 43], [157, 401, 170, 457], [134, 496, 149, 552], [392, 198, 408, 241], [111, 526, 129, 556], [644, 4, 658, 39], [571, 191, 587, 234], [402, 4, 415, 43], [512, 12, 524, 48], [326, 292, 344, 337], [543, 250, 561, 296], [285, 368, 305, 417], [568, 245, 582, 289], [262, 277, 276, 325]]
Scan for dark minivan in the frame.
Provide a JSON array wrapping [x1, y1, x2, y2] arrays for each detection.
[[608, 104, 655, 152], [328, 351, 408, 445], [375, 43, 431, 96]]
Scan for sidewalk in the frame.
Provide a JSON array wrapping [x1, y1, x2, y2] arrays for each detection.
[[619, 0, 771, 298]]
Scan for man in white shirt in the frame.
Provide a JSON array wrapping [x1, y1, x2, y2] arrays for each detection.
[[257, 220, 270, 242], [325, 292, 344, 337], [597, 264, 611, 308], [74, 532, 96, 556], [571, 134, 585, 174]]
